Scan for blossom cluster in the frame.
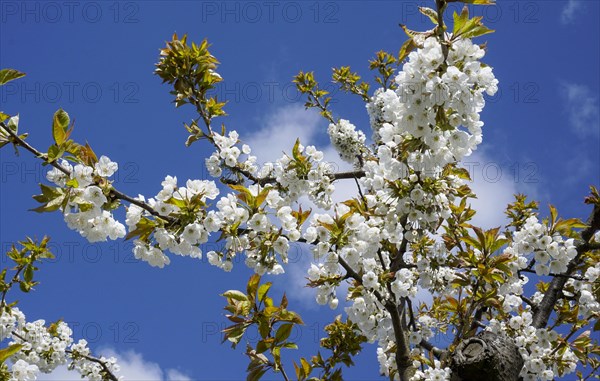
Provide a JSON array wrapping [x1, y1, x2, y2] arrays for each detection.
[[269, 143, 335, 210], [125, 176, 220, 268], [205, 130, 257, 178], [206, 185, 304, 275], [46, 156, 125, 243], [481, 214, 599, 380], [487, 315, 577, 381], [508, 216, 578, 277], [302, 35, 501, 378], [33, 21, 598, 381], [69, 339, 121, 381], [358, 38, 499, 248], [123, 169, 305, 275], [327, 119, 366, 164], [410, 361, 451, 381], [367, 37, 497, 170], [1, 308, 120, 381]]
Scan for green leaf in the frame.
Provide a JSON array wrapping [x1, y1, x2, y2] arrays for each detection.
[[461, 236, 481, 250], [52, 109, 70, 145], [223, 324, 247, 348], [247, 274, 261, 301], [6, 115, 19, 132], [294, 362, 303, 381], [279, 310, 304, 325], [47, 145, 64, 162], [257, 282, 272, 303], [399, 24, 433, 40], [258, 318, 270, 339], [554, 218, 588, 238], [292, 138, 302, 161], [65, 177, 79, 188], [222, 290, 248, 302], [247, 367, 267, 381], [124, 217, 157, 241], [549, 204, 558, 225], [398, 38, 418, 63], [19, 282, 31, 293], [30, 191, 66, 213], [0, 69, 26, 86], [256, 340, 269, 354], [452, 9, 494, 39], [23, 265, 34, 283], [275, 323, 293, 343], [0, 344, 23, 363], [300, 357, 312, 377], [185, 134, 201, 147], [453, 7, 470, 36], [77, 142, 98, 166], [419, 7, 439, 25]]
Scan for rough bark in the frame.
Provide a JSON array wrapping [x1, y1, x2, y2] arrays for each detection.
[[449, 331, 523, 381]]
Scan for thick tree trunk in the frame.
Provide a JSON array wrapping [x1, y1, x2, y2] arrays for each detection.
[[449, 331, 523, 381]]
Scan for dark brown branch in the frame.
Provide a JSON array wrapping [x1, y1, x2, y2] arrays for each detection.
[[231, 169, 368, 187], [520, 268, 584, 281], [390, 222, 409, 273], [73, 352, 120, 381], [0, 121, 174, 223], [386, 300, 414, 381], [0, 266, 25, 310], [0, 122, 69, 176], [519, 295, 536, 310], [332, 170, 366, 180], [11, 331, 119, 381], [532, 204, 600, 328], [419, 339, 445, 360], [338, 248, 414, 381]]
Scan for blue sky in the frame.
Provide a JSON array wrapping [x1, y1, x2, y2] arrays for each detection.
[[0, 1, 599, 380]]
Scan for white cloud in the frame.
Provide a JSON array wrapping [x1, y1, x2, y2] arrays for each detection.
[[285, 242, 319, 309], [247, 103, 359, 206], [561, 82, 600, 137], [561, 0, 583, 24], [165, 369, 192, 381], [462, 151, 538, 229], [37, 349, 191, 381], [246, 104, 323, 163]]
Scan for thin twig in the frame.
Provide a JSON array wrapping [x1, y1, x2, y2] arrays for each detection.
[[0, 122, 173, 222]]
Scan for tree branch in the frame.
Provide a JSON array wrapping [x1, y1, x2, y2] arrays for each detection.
[[339, 252, 414, 379], [419, 339, 446, 360], [532, 204, 600, 328], [0, 121, 174, 223], [386, 300, 414, 381], [11, 331, 119, 381]]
